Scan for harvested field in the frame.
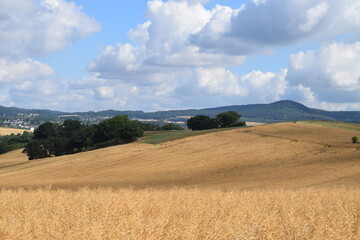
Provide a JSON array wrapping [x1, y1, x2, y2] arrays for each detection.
[[0, 127, 27, 136], [0, 122, 359, 190], [1, 122, 360, 239]]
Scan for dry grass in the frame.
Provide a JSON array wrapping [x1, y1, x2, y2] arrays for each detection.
[[301, 121, 360, 131], [0, 127, 26, 136], [0, 187, 360, 240], [0, 122, 359, 190], [1, 122, 360, 239]]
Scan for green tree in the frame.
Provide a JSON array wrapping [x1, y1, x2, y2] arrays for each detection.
[[161, 123, 184, 131], [93, 115, 143, 143], [136, 121, 161, 131], [187, 115, 216, 131], [215, 111, 241, 128], [24, 140, 47, 160], [61, 119, 82, 138], [33, 122, 59, 140]]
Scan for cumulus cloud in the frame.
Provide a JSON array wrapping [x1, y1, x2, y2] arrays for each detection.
[[88, 0, 360, 108], [274, 41, 360, 111], [240, 69, 288, 103], [88, 0, 244, 82], [0, 59, 53, 83], [87, 0, 293, 110], [0, 0, 100, 58], [96, 86, 115, 100], [193, 0, 360, 55], [0, 58, 54, 83], [0, 0, 100, 110], [4, 0, 360, 111], [287, 42, 360, 103], [195, 68, 246, 96]]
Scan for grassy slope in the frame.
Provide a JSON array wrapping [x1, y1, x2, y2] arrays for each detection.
[[0, 122, 359, 189], [301, 120, 360, 131], [141, 128, 233, 145]]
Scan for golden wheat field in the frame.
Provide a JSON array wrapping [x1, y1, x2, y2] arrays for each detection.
[[0, 122, 359, 189], [0, 122, 360, 239], [1, 187, 360, 239], [0, 127, 27, 136]]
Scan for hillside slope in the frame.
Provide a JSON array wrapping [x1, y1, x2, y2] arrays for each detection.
[[0, 122, 359, 189], [1, 100, 360, 123]]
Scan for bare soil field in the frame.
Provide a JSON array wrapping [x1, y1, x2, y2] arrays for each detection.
[[0, 122, 359, 190], [0, 127, 27, 136]]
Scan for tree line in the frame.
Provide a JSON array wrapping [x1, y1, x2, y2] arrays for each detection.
[[0, 131, 32, 154], [24, 115, 143, 160], [187, 111, 246, 130]]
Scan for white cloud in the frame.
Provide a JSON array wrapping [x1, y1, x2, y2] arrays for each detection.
[[252, 0, 268, 6], [0, 0, 100, 58], [240, 69, 288, 103], [128, 21, 151, 45], [193, 0, 360, 55], [0, 0, 100, 110], [0, 58, 54, 83], [299, 2, 329, 32], [193, 67, 287, 102], [4, 0, 360, 112], [288, 42, 360, 94], [285, 42, 360, 109], [287, 85, 360, 111], [96, 86, 115, 100], [195, 68, 246, 96], [89, 0, 244, 83]]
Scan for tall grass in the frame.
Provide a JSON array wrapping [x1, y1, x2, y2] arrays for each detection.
[[0, 187, 360, 239], [141, 127, 245, 145]]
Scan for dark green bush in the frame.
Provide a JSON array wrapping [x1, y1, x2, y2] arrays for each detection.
[[187, 115, 217, 131], [352, 136, 358, 143], [187, 111, 245, 131], [160, 123, 184, 131]]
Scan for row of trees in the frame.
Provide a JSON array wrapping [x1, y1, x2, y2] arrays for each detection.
[[0, 131, 32, 154], [24, 115, 143, 160], [187, 111, 246, 130]]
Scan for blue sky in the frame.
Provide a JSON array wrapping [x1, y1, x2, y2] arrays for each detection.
[[0, 0, 360, 112]]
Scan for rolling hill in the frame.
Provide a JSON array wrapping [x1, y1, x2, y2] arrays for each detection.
[[0, 122, 359, 189], [1, 100, 360, 123]]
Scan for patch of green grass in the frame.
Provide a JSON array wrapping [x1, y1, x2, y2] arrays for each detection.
[[300, 121, 360, 131], [140, 128, 235, 145]]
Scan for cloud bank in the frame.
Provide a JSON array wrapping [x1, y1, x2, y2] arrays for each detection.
[[0, 0, 100, 109], [86, 0, 360, 111]]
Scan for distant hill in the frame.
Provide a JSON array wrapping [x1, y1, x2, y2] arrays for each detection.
[[0, 100, 359, 123], [197, 100, 360, 123]]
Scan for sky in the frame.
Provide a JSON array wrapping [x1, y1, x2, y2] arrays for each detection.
[[0, 0, 360, 112]]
